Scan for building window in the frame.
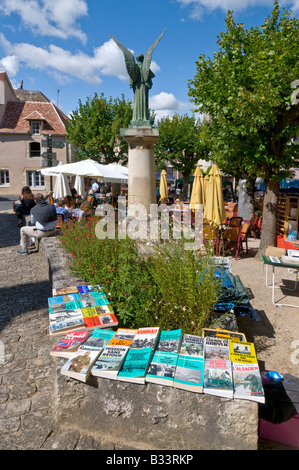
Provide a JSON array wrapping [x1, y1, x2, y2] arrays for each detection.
[[0, 170, 9, 186], [29, 142, 41, 158], [31, 121, 40, 135], [27, 171, 44, 188]]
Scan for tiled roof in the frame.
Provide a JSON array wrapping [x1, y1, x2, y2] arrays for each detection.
[[14, 89, 50, 103], [24, 110, 47, 121], [0, 101, 69, 135]]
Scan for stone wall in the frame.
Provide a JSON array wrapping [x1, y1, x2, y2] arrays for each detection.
[[40, 236, 258, 450]]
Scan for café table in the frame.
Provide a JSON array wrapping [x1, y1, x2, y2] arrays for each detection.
[[261, 255, 299, 308]]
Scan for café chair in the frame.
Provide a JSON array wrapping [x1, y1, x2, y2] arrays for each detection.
[[56, 214, 64, 230], [86, 195, 96, 208], [221, 222, 242, 260], [239, 220, 251, 255], [228, 216, 243, 228]]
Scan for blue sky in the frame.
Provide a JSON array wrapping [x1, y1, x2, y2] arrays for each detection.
[[0, 0, 298, 120]]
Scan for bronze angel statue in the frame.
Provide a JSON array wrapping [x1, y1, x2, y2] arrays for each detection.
[[111, 29, 166, 127]]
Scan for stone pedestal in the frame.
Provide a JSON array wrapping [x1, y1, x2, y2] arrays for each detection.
[[120, 127, 159, 213]]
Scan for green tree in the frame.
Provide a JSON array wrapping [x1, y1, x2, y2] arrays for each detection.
[[155, 114, 211, 197], [188, 2, 299, 253], [66, 93, 133, 163]]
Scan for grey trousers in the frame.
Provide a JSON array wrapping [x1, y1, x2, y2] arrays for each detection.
[[20, 226, 56, 249]]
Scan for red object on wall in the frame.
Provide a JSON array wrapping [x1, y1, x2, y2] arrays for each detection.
[[276, 234, 299, 251], [259, 415, 299, 448]]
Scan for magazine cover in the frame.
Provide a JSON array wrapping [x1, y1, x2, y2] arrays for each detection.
[[203, 338, 233, 398], [232, 363, 265, 403], [50, 330, 90, 358], [174, 335, 205, 393]]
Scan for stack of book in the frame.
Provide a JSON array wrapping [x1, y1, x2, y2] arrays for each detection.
[[50, 325, 265, 403], [48, 285, 118, 336]]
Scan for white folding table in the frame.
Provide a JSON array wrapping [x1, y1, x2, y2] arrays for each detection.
[[262, 255, 299, 308]]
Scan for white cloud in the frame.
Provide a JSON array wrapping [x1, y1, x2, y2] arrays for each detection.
[[176, 0, 299, 19], [0, 54, 19, 76], [93, 40, 130, 81], [150, 92, 190, 120], [0, 34, 186, 117], [0, 0, 88, 42], [0, 34, 164, 88], [0, 34, 131, 85]]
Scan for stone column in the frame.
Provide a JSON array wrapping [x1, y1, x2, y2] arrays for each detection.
[[120, 127, 159, 213]]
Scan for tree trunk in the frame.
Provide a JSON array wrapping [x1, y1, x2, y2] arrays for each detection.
[[182, 172, 190, 199], [238, 178, 255, 220], [257, 180, 280, 257]]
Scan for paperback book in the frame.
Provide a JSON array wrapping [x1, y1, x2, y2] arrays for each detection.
[[77, 291, 110, 309], [48, 290, 117, 336], [91, 328, 138, 379], [49, 309, 85, 336], [50, 330, 90, 358], [52, 284, 104, 296], [52, 286, 79, 295], [202, 328, 247, 342], [49, 301, 82, 324], [60, 329, 115, 382], [229, 341, 265, 403], [173, 334, 205, 393], [77, 285, 104, 293], [203, 337, 233, 399], [81, 307, 118, 329], [146, 329, 182, 386], [117, 327, 160, 384], [48, 294, 79, 306]]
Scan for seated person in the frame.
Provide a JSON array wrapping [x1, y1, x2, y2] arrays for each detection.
[[17, 193, 57, 255], [68, 180, 78, 198], [78, 202, 94, 221], [14, 187, 54, 227], [88, 180, 99, 196], [63, 195, 75, 217], [91, 179, 100, 193], [14, 186, 36, 227], [55, 198, 71, 219]]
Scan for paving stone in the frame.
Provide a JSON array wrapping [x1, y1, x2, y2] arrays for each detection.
[[0, 211, 103, 450]]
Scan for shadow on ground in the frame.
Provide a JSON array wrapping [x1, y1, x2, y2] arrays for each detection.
[[0, 213, 20, 248], [0, 280, 52, 332]]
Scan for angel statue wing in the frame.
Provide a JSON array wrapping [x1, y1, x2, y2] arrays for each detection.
[[110, 34, 139, 82], [142, 29, 166, 82]]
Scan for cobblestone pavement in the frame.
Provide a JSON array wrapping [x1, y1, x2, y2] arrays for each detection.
[[0, 210, 58, 449], [0, 211, 111, 450]]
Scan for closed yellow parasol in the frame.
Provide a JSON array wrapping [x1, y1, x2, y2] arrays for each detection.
[[204, 173, 210, 199], [190, 165, 205, 209], [159, 169, 168, 202], [204, 163, 226, 226]]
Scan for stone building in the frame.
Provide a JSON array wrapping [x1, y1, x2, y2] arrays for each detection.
[[0, 71, 72, 195]]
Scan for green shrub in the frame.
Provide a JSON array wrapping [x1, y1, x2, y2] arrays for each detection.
[[58, 217, 222, 335]]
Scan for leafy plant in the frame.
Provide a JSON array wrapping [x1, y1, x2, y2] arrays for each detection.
[[58, 216, 222, 335]]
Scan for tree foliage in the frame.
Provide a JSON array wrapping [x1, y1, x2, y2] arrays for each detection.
[[66, 93, 133, 163], [188, 2, 299, 251], [155, 114, 211, 196]]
